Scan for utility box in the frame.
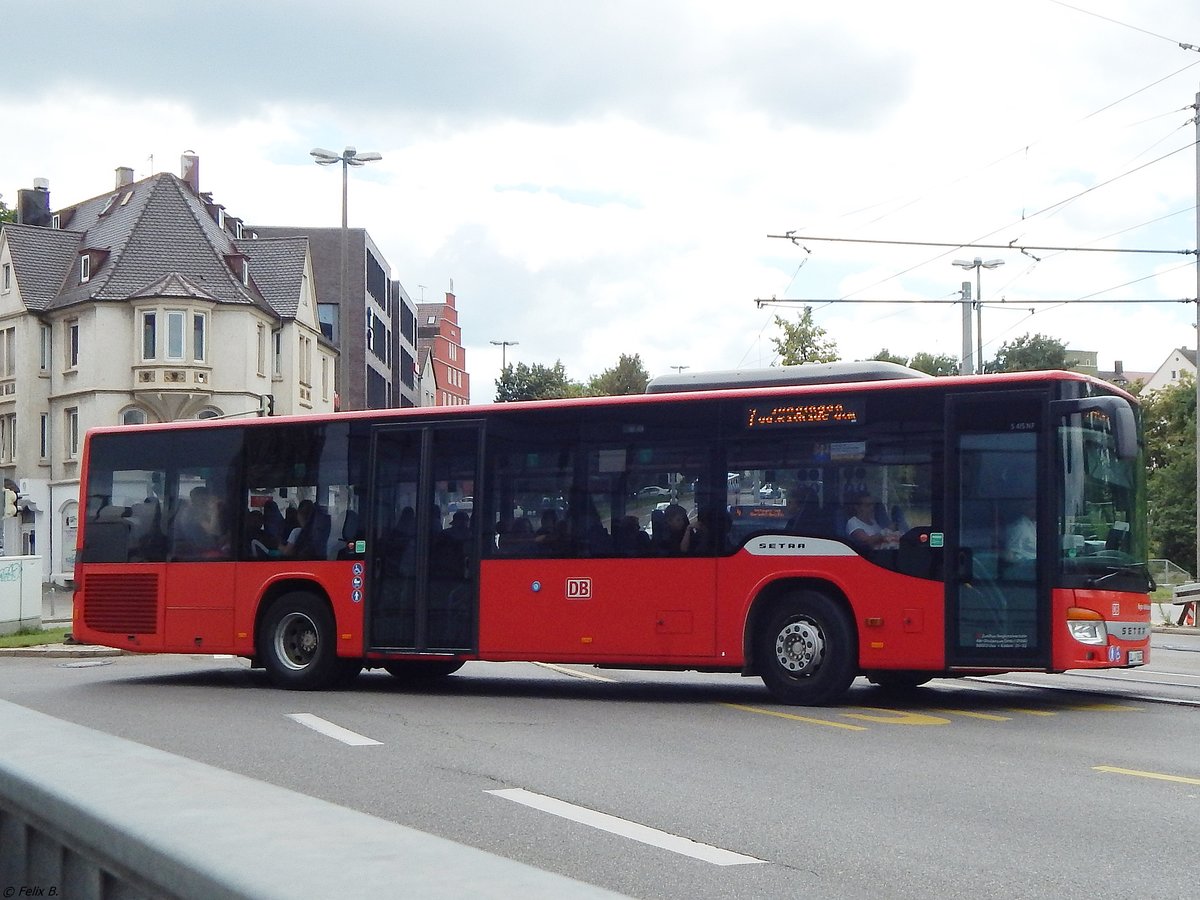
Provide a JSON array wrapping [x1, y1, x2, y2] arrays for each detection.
[[0, 556, 42, 635]]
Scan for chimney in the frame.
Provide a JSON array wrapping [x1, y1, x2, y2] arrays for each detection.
[[181, 151, 200, 194], [1114, 360, 1124, 377], [16, 178, 52, 227], [115, 166, 135, 188]]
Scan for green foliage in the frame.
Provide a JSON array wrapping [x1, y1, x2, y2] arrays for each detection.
[[987, 333, 1067, 373], [0, 194, 14, 225], [869, 348, 908, 365], [1141, 376, 1196, 573], [868, 349, 959, 376], [0, 627, 70, 648], [586, 352, 650, 396], [495, 360, 583, 402], [771, 307, 839, 365]]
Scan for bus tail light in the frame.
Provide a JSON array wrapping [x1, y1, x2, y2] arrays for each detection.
[[1066, 607, 1107, 646]]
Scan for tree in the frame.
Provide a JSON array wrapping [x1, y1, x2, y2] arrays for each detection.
[[587, 352, 650, 396], [868, 349, 958, 376], [771, 307, 838, 365], [987, 333, 1067, 373], [869, 349, 908, 365], [0, 195, 14, 225], [495, 360, 583, 402], [1141, 376, 1196, 574], [908, 351, 958, 377]]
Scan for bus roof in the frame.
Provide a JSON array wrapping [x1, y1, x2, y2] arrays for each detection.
[[83, 368, 1134, 441], [645, 361, 930, 393]]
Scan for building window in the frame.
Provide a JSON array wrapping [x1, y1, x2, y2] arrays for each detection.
[[120, 407, 148, 426], [322, 356, 329, 401], [318, 304, 337, 343], [197, 408, 221, 420], [66, 320, 79, 369], [193, 312, 207, 362], [51, 214, 60, 229], [299, 335, 312, 386], [2, 263, 10, 293], [241, 259, 250, 287], [273, 330, 282, 378], [142, 312, 157, 359], [80, 255, 91, 283], [0, 415, 12, 462], [40, 413, 49, 460], [166, 310, 185, 361], [256, 324, 267, 375], [0, 327, 14, 378], [65, 408, 79, 459], [40, 325, 51, 372]]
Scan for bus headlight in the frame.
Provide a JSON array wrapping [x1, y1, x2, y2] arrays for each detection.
[[1067, 607, 1108, 646]]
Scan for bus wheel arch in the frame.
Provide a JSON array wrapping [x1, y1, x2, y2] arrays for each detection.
[[256, 585, 342, 690], [747, 580, 858, 706]]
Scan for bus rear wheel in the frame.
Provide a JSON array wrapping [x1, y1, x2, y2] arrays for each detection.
[[383, 660, 465, 681], [756, 590, 856, 706], [259, 592, 340, 690]]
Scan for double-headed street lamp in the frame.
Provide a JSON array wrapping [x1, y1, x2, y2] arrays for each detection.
[[311, 146, 381, 407], [952, 257, 1005, 375], [490, 340, 519, 371]]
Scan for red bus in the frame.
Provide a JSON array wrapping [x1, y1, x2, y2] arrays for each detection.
[[71, 364, 1151, 705]]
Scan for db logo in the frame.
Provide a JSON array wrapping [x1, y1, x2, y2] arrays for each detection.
[[566, 577, 592, 600]]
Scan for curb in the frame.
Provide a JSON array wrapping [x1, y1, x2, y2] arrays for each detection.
[[0, 645, 127, 659]]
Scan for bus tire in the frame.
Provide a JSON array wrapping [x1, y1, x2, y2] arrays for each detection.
[[383, 660, 465, 681], [259, 592, 340, 690], [756, 590, 856, 706]]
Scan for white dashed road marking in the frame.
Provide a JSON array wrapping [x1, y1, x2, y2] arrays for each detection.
[[285, 713, 382, 746], [488, 787, 765, 866]]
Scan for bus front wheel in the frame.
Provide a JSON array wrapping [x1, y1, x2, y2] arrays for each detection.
[[756, 591, 856, 706], [259, 592, 340, 690]]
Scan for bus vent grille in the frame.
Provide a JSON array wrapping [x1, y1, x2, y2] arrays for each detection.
[[83, 573, 159, 634]]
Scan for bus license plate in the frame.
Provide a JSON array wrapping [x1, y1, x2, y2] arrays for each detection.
[[1127, 649, 1144, 665]]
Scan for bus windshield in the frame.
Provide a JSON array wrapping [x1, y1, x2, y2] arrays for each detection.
[[1057, 405, 1148, 591]]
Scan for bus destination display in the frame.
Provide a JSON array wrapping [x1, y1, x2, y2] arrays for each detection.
[[746, 400, 862, 429]]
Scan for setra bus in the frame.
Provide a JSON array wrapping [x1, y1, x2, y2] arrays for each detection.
[[71, 363, 1152, 705]]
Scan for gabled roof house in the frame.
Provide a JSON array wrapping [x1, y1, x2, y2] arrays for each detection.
[[0, 154, 335, 580]]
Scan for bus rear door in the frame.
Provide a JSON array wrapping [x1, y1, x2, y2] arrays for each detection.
[[367, 422, 482, 653]]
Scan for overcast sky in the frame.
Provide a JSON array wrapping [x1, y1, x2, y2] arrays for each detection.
[[4, 0, 1200, 400]]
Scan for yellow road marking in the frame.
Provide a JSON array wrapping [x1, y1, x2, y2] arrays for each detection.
[[722, 703, 867, 731], [932, 708, 1012, 722], [1094, 766, 1200, 786], [1007, 708, 1057, 716], [1064, 703, 1140, 712], [840, 707, 951, 726]]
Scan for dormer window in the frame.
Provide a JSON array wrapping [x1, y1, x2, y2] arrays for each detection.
[[217, 207, 225, 229], [51, 214, 60, 229], [80, 255, 91, 283], [234, 220, 244, 239], [241, 259, 250, 286], [98, 195, 117, 217]]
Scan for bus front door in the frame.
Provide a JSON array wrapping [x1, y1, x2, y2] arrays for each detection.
[[945, 392, 1049, 670], [368, 423, 481, 653]]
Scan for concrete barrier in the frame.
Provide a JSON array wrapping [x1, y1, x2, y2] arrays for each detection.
[[0, 700, 625, 899]]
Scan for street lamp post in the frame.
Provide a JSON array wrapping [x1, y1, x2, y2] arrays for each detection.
[[490, 340, 519, 371], [952, 257, 1005, 374], [311, 146, 382, 408]]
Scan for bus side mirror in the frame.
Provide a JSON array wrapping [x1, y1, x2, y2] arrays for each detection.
[[1050, 396, 1138, 461]]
